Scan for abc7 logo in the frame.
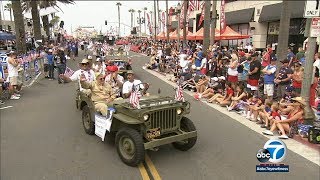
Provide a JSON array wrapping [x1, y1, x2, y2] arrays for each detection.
[[256, 139, 287, 163]]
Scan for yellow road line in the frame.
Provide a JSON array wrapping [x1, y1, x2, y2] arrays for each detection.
[[145, 154, 162, 180], [138, 163, 150, 180]]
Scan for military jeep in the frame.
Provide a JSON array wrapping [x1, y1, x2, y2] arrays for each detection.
[[107, 55, 132, 78], [77, 84, 197, 166]]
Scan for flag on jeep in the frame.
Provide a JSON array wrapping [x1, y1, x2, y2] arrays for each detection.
[[175, 86, 185, 102], [64, 66, 75, 77], [130, 91, 142, 109]]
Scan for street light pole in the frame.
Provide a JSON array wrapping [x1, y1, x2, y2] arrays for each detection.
[[165, 0, 169, 42], [183, 0, 188, 49], [176, 3, 181, 51], [144, 7, 147, 34], [116, 2, 122, 37]]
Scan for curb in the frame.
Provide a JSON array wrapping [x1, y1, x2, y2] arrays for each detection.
[[142, 66, 320, 166]]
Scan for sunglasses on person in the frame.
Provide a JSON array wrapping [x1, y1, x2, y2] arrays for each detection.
[[81, 63, 88, 65]]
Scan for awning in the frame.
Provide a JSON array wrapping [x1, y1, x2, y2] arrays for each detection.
[[225, 8, 255, 25], [258, 1, 305, 22]]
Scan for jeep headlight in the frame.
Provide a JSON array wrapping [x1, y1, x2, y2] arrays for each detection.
[[143, 114, 149, 120], [176, 108, 182, 115]]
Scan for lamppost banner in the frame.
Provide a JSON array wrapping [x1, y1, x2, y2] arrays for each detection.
[[220, 0, 226, 34]]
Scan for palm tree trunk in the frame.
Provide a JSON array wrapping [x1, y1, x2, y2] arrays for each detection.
[[183, 0, 188, 49], [165, 0, 169, 41], [31, 0, 42, 41], [11, 0, 26, 54], [9, 9, 13, 22], [210, 0, 217, 45], [276, 1, 291, 63], [203, 0, 211, 53], [42, 15, 50, 40]]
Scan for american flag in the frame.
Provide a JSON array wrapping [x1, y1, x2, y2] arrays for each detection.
[[64, 66, 75, 77], [198, 2, 205, 27], [175, 86, 185, 102], [129, 91, 142, 109], [189, 0, 201, 11], [102, 44, 109, 53]]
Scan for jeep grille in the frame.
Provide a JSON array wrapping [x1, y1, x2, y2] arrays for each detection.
[[148, 109, 177, 132]]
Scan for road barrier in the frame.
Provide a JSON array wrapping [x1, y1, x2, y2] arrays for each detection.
[[0, 51, 45, 87]]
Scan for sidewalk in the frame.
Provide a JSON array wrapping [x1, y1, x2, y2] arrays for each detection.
[[142, 65, 320, 166]]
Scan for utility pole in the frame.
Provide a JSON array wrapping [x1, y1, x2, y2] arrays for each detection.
[[166, 0, 169, 42], [183, 0, 188, 49], [116, 2, 122, 37], [144, 7, 147, 34], [203, 0, 211, 52], [210, 0, 217, 45], [154, 0, 157, 41], [129, 9, 134, 29], [301, 18, 316, 124]]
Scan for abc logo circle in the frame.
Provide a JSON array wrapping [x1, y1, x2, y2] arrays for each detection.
[[256, 149, 270, 162], [263, 139, 287, 163]]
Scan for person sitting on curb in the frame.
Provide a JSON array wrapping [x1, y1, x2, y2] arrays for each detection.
[[80, 73, 116, 117], [59, 59, 96, 95], [262, 97, 305, 139]]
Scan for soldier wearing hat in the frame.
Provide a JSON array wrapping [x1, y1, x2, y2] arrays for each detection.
[[122, 70, 145, 99], [59, 59, 96, 95]]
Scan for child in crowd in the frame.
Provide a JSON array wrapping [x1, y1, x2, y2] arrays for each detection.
[[256, 99, 273, 124], [208, 81, 234, 106], [227, 84, 247, 111], [247, 96, 264, 121], [261, 102, 281, 130], [279, 86, 295, 115]]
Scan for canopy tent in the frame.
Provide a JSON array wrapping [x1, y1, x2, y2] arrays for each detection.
[[169, 29, 196, 40], [216, 26, 250, 40], [194, 26, 250, 40], [156, 32, 166, 40], [194, 28, 220, 40], [0, 32, 15, 40]]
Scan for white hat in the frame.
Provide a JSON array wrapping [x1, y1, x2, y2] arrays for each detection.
[[87, 55, 92, 60], [48, 49, 53, 53], [218, 76, 226, 80], [211, 77, 219, 81], [191, 65, 196, 70], [96, 58, 101, 61]]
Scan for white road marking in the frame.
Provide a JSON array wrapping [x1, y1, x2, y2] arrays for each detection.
[[143, 67, 320, 166], [0, 106, 13, 110]]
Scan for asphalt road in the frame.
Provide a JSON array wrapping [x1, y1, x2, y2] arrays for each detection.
[[0, 50, 319, 180]]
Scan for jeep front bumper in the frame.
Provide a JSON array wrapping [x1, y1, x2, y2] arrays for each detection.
[[144, 131, 197, 149]]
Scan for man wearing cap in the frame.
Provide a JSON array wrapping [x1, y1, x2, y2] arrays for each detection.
[[122, 70, 145, 99], [80, 73, 116, 116], [105, 65, 124, 97], [274, 59, 293, 98], [262, 57, 277, 101], [59, 59, 96, 95], [7, 51, 21, 100]]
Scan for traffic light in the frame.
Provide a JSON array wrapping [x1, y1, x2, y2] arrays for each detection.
[[105, 20, 107, 25], [59, 21, 64, 28]]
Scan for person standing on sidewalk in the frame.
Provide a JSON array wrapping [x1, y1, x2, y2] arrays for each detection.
[[47, 49, 55, 80], [262, 58, 277, 101], [247, 53, 261, 95], [54, 48, 66, 84], [274, 59, 293, 99], [7, 51, 20, 100]]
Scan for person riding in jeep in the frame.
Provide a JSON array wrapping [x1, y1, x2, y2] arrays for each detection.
[[104, 65, 124, 98], [122, 70, 147, 99], [80, 73, 116, 116]]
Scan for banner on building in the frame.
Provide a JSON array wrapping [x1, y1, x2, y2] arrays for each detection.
[[220, 0, 227, 34], [197, 2, 205, 27]]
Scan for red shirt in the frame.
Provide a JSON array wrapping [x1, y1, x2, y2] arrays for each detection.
[[226, 88, 234, 97], [271, 111, 281, 120]]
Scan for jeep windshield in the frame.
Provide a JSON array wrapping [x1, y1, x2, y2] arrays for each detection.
[[118, 96, 180, 109]]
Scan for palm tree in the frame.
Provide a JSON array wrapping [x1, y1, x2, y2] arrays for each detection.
[[210, 0, 217, 45], [129, 9, 134, 28], [22, 0, 75, 41], [4, 3, 13, 22], [116, 2, 122, 37], [203, 0, 211, 53], [11, 0, 27, 53], [165, 0, 169, 41], [182, 0, 188, 49], [144, 7, 147, 34], [276, 1, 291, 64]]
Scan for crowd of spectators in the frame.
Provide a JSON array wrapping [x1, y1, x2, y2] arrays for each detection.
[[130, 38, 320, 139]]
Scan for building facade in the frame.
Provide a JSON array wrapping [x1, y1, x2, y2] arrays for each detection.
[[170, 0, 319, 52]]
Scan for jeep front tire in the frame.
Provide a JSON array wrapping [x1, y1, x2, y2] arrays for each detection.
[[172, 117, 197, 151], [115, 127, 145, 166]]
